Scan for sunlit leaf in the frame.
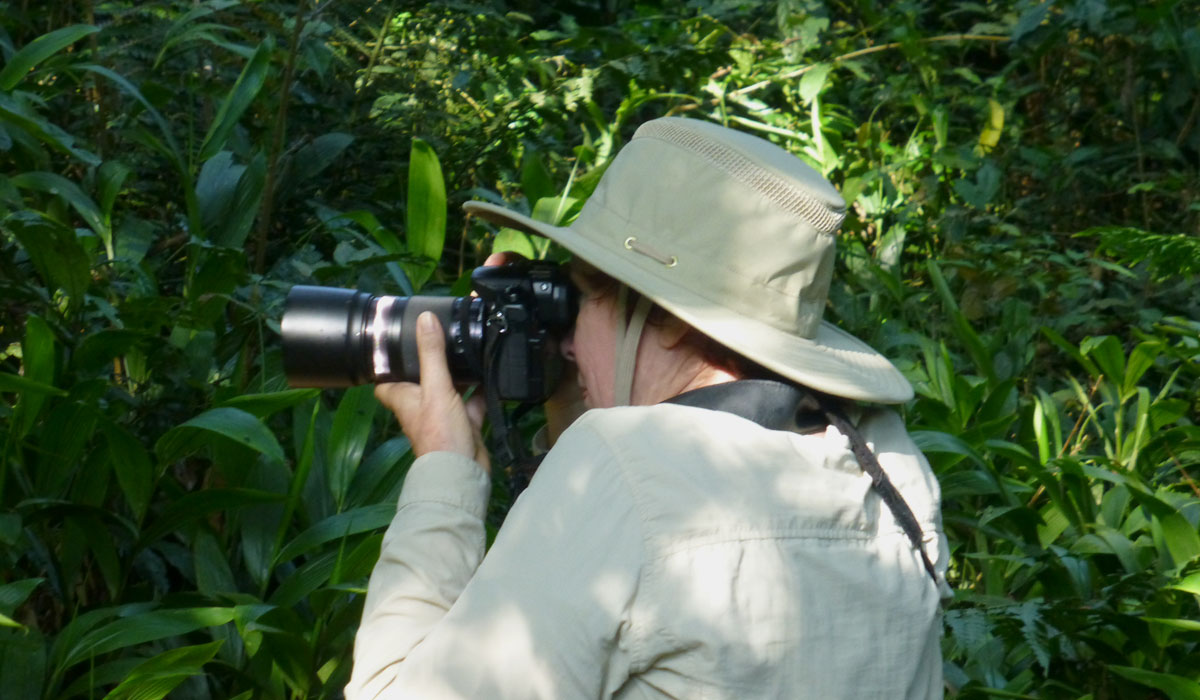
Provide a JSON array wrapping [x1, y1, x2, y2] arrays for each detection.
[[1108, 666, 1200, 700], [62, 608, 235, 669], [101, 641, 223, 700], [1172, 571, 1200, 595], [219, 389, 320, 419], [275, 503, 394, 564], [798, 63, 832, 104], [405, 137, 447, 289], [0, 24, 99, 91]]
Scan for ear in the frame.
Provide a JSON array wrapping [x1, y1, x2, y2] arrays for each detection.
[[655, 314, 693, 350]]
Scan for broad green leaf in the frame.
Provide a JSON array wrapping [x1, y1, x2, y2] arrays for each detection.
[[270, 401, 320, 586], [78, 65, 182, 165], [0, 25, 99, 91], [156, 407, 284, 464], [1151, 510, 1200, 569], [1124, 340, 1163, 398], [157, 6, 247, 65], [275, 503, 395, 564], [492, 227, 537, 258], [1172, 571, 1200, 595], [1086, 526, 1141, 575], [97, 160, 132, 219], [198, 39, 273, 161], [69, 517, 118, 602], [1011, 2, 1051, 42], [62, 607, 235, 669], [195, 150, 266, 247], [798, 63, 832, 104], [520, 152, 555, 204], [292, 132, 354, 183], [910, 430, 988, 469], [405, 137, 447, 289], [531, 194, 581, 227], [1080, 335, 1125, 386], [58, 658, 146, 699], [219, 388, 320, 419], [1108, 666, 1200, 700], [0, 630, 46, 699], [101, 641, 223, 700], [0, 93, 100, 165], [102, 421, 154, 522], [346, 436, 413, 508], [10, 171, 110, 258], [1039, 325, 1098, 376], [16, 314, 56, 438], [4, 214, 91, 311], [72, 329, 147, 374], [193, 529, 237, 596], [327, 385, 376, 509], [976, 99, 1004, 153], [1143, 617, 1200, 632], [268, 550, 337, 608], [0, 578, 43, 616], [925, 260, 995, 383], [139, 488, 284, 546], [0, 371, 66, 397]]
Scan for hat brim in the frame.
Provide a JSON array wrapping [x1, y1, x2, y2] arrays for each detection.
[[465, 201, 914, 404]]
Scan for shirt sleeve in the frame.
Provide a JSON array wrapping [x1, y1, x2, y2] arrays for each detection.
[[345, 417, 645, 700]]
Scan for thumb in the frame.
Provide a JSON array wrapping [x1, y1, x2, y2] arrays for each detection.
[[414, 311, 452, 390]]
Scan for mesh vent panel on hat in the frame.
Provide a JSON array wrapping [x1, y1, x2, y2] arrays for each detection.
[[633, 119, 847, 235]]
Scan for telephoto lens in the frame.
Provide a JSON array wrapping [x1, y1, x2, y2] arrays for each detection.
[[280, 262, 576, 403]]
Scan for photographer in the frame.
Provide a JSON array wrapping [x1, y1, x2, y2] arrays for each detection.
[[344, 118, 949, 699]]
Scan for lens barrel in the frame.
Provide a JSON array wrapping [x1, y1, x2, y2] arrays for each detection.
[[282, 286, 483, 388], [281, 262, 575, 399]]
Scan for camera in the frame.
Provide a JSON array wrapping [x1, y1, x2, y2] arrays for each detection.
[[281, 262, 577, 403]]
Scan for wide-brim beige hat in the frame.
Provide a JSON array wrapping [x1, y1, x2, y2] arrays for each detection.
[[464, 117, 913, 403]]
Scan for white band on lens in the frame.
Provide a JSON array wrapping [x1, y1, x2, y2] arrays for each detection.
[[371, 296, 396, 376]]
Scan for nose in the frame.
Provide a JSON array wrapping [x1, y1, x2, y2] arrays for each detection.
[[561, 329, 576, 362]]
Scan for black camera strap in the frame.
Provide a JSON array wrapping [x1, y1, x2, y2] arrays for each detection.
[[481, 326, 541, 501], [665, 379, 939, 584]]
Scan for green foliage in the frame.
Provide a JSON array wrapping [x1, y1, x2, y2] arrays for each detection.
[[0, 0, 1197, 697]]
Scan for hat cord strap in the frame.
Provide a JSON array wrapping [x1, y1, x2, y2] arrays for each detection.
[[613, 286, 653, 406]]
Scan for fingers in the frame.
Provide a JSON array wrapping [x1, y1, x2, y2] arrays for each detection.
[[483, 251, 529, 267], [374, 381, 418, 418], [464, 393, 487, 431], [414, 312, 453, 391]]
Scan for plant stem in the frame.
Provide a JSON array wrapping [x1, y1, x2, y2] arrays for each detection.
[[253, 1, 308, 276]]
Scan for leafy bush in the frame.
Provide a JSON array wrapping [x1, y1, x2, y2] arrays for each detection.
[[0, 1, 1197, 698]]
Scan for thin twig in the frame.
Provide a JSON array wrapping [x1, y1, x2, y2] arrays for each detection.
[[1062, 376, 1103, 457], [1176, 93, 1200, 148], [728, 34, 1009, 99], [1027, 375, 1104, 507], [254, 0, 309, 275]]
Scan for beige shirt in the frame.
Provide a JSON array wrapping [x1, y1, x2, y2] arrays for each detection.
[[346, 403, 948, 699]]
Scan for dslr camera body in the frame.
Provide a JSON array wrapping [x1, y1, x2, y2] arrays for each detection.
[[282, 262, 576, 403]]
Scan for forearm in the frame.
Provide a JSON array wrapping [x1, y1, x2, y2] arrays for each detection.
[[346, 451, 491, 700]]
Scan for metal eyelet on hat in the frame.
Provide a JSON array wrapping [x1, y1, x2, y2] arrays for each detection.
[[624, 236, 678, 268]]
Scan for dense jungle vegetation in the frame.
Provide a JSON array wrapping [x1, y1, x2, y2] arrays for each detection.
[[1, 0, 1199, 697]]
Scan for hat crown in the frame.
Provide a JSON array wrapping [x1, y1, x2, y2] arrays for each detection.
[[573, 117, 846, 339], [461, 116, 914, 402]]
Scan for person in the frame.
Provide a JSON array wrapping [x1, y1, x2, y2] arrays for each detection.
[[344, 117, 950, 699]]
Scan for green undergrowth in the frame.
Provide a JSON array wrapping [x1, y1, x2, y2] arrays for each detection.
[[1, 1, 1198, 698]]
